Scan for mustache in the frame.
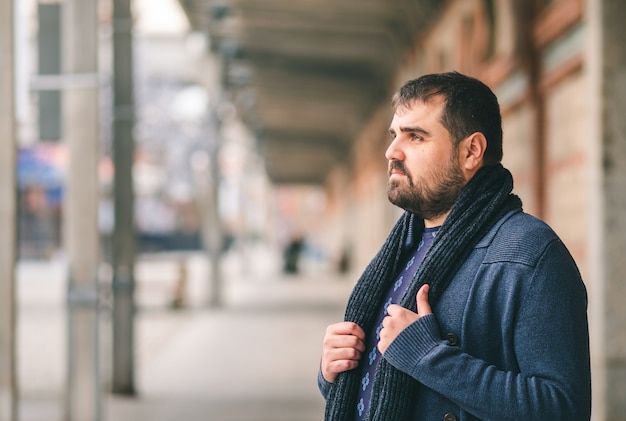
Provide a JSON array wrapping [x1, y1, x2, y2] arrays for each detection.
[[389, 160, 409, 176]]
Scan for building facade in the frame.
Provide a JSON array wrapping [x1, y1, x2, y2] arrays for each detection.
[[318, 0, 624, 419]]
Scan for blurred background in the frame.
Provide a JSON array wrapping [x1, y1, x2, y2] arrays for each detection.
[[1, 0, 625, 420]]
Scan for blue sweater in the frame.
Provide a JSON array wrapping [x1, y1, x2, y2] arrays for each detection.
[[320, 210, 591, 420]]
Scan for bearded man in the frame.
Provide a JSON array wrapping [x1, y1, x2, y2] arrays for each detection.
[[319, 72, 591, 421]]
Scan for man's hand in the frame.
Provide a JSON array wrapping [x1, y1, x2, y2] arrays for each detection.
[[321, 322, 366, 383], [378, 284, 432, 354]]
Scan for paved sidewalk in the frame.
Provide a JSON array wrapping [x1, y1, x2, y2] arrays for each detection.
[[17, 252, 355, 421]]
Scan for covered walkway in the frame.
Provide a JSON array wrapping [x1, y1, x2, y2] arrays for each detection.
[[18, 251, 354, 421]]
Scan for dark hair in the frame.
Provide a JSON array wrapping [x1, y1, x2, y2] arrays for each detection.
[[391, 71, 503, 165]]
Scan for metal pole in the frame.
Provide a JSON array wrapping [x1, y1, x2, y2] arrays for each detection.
[[63, 0, 101, 419], [110, 0, 136, 395], [0, 0, 18, 418]]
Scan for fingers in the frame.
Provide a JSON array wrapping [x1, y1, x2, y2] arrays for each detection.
[[416, 284, 432, 315], [323, 322, 365, 355], [379, 306, 419, 354], [385, 303, 402, 316], [321, 322, 366, 383], [326, 321, 366, 341], [378, 286, 432, 355], [322, 347, 362, 382], [322, 286, 434, 382], [387, 284, 431, 317], [378, 314, 397, 354]]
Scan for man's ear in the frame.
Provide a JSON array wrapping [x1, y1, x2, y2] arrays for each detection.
[[460, 132, 487, 171]]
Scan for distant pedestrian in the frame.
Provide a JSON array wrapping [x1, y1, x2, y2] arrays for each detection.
[[319, 72, 591, 420], [283, 234, 305, 274]]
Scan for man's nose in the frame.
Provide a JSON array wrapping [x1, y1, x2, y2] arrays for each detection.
[[385, 138, 404, 161]]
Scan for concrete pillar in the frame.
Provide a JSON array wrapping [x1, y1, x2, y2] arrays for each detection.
[[588, 0, 626, 419], [193, 53, 224, 307], [110, 0, 136, 395], [62, 0, 102, 419], [0, 0, 18, 419], [194, 130, 223, 308], [206, 131, 223, 308]]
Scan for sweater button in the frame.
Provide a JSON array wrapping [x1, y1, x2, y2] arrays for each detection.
[[443, 413, 457, 421], [446, 333, 459, 346]]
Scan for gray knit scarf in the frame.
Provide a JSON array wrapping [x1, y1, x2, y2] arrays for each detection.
[[324, 164, 522, 420]]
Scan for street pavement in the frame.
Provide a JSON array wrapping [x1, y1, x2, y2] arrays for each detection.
[[17, 249, 356, 421]]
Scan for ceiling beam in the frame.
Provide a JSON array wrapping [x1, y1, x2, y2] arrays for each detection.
[[177, 0, 444, 185]]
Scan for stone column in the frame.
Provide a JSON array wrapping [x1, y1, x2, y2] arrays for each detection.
[[0, 0, 18, 419], [587, 0, 626, 419], [63, 0, 102, 419]]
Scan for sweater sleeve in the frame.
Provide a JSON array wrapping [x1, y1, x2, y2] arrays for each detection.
[[317, 368, 332, 400], [383, 239, 591, 421]]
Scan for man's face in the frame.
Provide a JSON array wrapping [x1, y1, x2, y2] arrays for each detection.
[[386, 96, 466, 225]]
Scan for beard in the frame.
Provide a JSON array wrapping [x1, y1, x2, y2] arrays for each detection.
[[387, 153, 466, 220]]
